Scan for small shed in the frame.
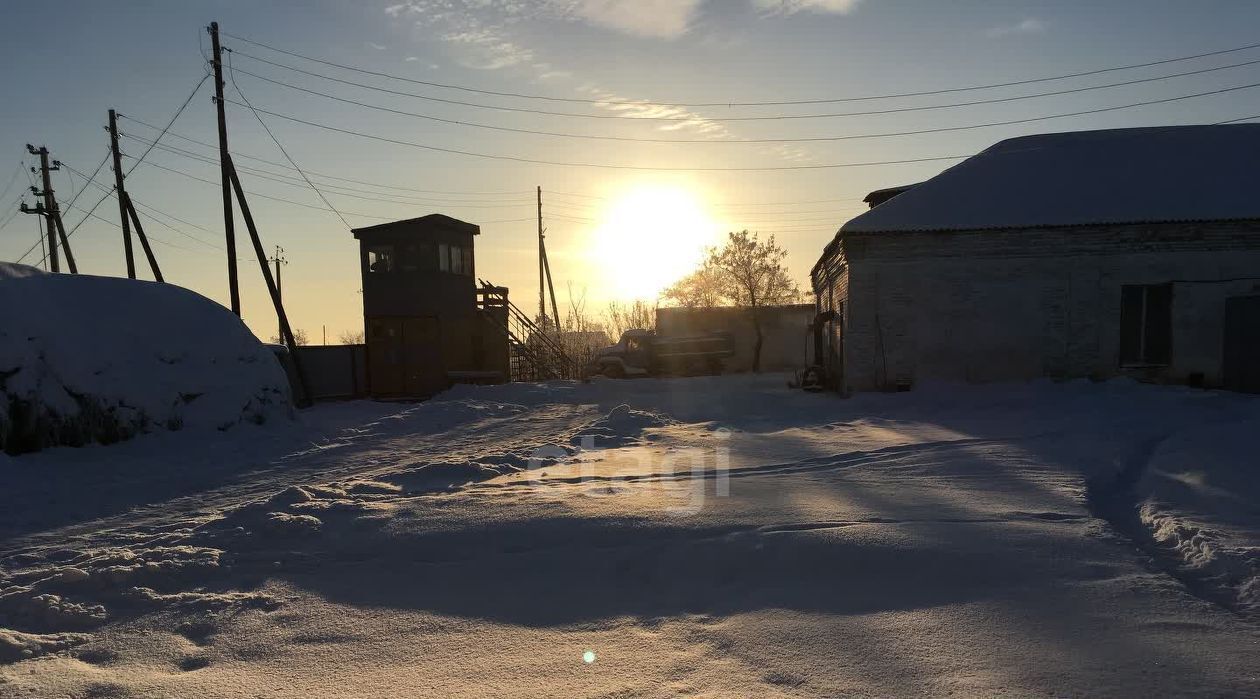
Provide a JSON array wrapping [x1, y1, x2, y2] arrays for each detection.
[[812, 125, 1260, 393], [352, 214, 508, 398]]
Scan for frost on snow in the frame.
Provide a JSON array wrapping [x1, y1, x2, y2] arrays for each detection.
[[0, 263, 292, 454]]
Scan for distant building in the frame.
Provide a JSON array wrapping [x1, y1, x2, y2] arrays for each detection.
[[352, 215, 509, 397], [657, 305, 814, 372], [812, 125, 1260, 393]]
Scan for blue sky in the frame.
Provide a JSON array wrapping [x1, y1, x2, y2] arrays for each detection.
[[2, 0, 1259, 340]]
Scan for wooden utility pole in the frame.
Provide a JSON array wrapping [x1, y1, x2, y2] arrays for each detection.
[[108, 109, 136, 279], [535, 186, 559, 330], [29, 146, 58, 272], [537, 185, 545, 328], [269, 245, 287, 342], [27, 145, 76, 274], [225, 153, 310, 405], [120, 192, 163, 282], [209, 21, 240, 316]]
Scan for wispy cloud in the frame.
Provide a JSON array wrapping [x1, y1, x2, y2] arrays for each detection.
[[441, 27, 536, 70], [367, 42, 388, 51], [567, 0, 705, 39], [986, 18, 1046, 37], [752, 0, 862, 16]]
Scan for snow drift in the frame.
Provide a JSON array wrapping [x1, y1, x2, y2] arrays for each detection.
[[0, 263, 291, 454]]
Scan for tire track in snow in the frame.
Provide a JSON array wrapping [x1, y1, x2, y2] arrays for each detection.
[[1085, 432, 1252, 618]]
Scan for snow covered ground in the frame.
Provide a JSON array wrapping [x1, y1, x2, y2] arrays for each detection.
[[1, 375, 1258, 697]]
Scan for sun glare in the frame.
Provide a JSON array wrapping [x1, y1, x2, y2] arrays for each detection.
[[588, 186, 721, 300]]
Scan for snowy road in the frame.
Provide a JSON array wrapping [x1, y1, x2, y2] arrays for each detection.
[[2, 376, 1258, 697]]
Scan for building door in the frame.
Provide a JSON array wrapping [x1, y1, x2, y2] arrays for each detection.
[[1222, 295, 1260, 393], [403, 316, 444, 396], [368, 318, 404, 396]]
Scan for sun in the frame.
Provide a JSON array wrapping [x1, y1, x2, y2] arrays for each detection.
[[588, 185, 721, 300]]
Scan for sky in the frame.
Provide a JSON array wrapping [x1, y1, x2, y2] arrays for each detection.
[[1, 0, 1259, 342]]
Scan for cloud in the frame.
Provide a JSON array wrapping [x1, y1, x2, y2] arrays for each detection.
[[384, 0, 703, 41], [367, 42, 388, 50], [752, 0, 861, 16], [568, 0, 705, 39], [441, 28, 535, 70], [986, 18, 1046, 37]]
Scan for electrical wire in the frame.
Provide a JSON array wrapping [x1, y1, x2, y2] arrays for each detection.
[[222, 31, 1260, 107], [216, 101, 973, 171], [228, 52, 1260, 125], [225, 77, 1260, 142], [120, 72, 212, 176], [227, 51, 352, 229], [217, 76, 1260, 171], [117, 115, 539, 197]]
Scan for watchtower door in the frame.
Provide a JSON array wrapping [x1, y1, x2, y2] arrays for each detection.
[[368, 316, 445, 397]]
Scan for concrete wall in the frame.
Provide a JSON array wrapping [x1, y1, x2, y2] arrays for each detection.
[[656, 305, 814, 372], [826, 220, 1260, 392]]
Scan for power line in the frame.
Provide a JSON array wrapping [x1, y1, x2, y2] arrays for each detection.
[[1216, 113, 1260, 123], [117, 114, 539, 198], [120, 135, 537, 208], [227, 76, 1260, 142], [217, 101, 973, 171], [227, 52, 351, 229], [120, 72, 212, 176], [61, 162, 223, 250], [221, 31, 1260, 107], [218, 77, 1260, 171], [228, 52, 1260, 126]]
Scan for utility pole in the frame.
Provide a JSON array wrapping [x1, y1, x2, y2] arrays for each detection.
[[209, 21, 240, 316], [537, 185, 545, 328], [29, 146, 58, 272], [269, 245, 287, 342], [26, 145, 76, 274], [108, 109, 136, 279]]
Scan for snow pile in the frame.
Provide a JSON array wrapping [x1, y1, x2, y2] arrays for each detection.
[[844, 124, 1260, 232], [0, 263, 291, 453], [1138, 417, 1260, 614]]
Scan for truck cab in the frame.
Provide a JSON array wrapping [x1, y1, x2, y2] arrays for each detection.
[[589, 329, 734, 378]]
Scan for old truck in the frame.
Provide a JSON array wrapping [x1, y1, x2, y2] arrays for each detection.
[[587, 329, 735, 378]]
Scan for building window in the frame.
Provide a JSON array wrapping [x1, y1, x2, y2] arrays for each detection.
[[1120, 284, 1172, 366], [438, 243, 450, 273], [368, 246, 393, 273], [450, 244, 464, 274], [462, 246, 474, 277], [399, 243, 419, 272]]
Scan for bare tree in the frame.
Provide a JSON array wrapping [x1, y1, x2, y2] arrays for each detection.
[[662, 260, 725, 308], [664, 230, 799, 372], [270, 328, 310, 346], [604, 299, 656, 339], [338, 330, 365, 345]]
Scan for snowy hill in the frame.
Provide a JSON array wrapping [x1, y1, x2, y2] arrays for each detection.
[[0, 263, 291, 454]]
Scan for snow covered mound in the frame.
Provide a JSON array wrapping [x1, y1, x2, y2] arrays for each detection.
[[0, 263, 292, 454]]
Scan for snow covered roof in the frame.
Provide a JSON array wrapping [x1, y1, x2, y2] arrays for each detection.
[[842, 125, 1260, 233]]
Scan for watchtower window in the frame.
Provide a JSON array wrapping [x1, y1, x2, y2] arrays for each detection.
[[368, 246, 394, 273], [438, 243, 470, 275], [399, 243, 420, 272]]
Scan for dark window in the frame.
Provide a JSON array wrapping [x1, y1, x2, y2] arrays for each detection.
[[438, 243, 450, 272], [368, 246, 393, 273], [399, 244, 419, 272], [1119, 284, 1172, 365], [462, 246, 474, 277]]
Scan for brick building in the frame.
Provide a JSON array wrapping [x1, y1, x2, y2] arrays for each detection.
[[811, 125, 1260, 394]]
